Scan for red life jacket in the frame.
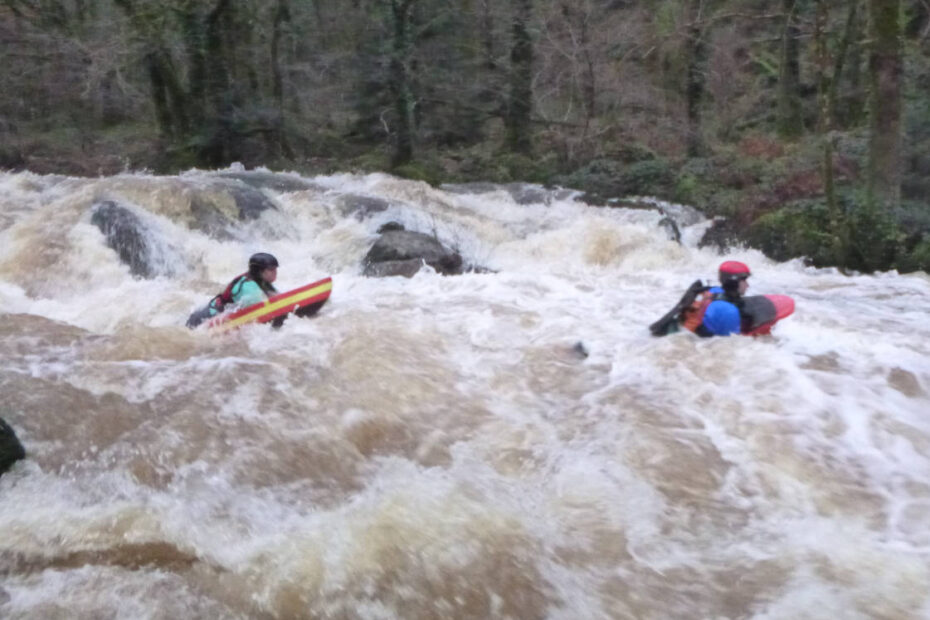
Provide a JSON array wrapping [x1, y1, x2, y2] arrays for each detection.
[[209, 272, 250, 313]]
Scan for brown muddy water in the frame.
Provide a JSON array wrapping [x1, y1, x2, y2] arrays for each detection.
[[1, 170, 929, 619]]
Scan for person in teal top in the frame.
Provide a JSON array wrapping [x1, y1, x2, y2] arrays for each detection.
[[186, 252, 280, 328]]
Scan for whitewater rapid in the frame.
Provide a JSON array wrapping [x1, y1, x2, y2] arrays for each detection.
[[1, 169, 929, 619]]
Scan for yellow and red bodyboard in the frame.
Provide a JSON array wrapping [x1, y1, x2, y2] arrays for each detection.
[[208, 277, 332, 333]]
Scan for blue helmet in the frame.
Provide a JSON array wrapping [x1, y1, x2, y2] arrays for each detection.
[[703, 300, 741, 336]]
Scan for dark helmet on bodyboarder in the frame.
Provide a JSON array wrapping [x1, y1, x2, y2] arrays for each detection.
[[249, 252, 279, 270], [718, 260, 751, 289], [248, 252, 279, 280]]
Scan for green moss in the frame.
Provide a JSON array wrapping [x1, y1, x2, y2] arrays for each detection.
[[846, 200, 905, 272], [902, 237, 930, 272], [620, 158, 675, 196], [392, 160, 444, 185], [494, 152, 558, 184], [553, 157, 674, 202], [748, 200, 838, 266], [674, 173, 700, 204]]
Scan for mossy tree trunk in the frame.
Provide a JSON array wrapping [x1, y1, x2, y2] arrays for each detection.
[[113, 0, 190, 138], [389, 0, 417, 167], [201, 0, 235, 165], [684, 0, 711, 157], [778, 0, 804, 139], [271, 0, 294, 158], [814, 0, 854, 264], [480, 0, 497, 70], [506, 0, 534, 154], [115, 0, 238, 165], [838, 0, 865, 127], [142, 49, 190, 138], [867, 0, 903, 211]]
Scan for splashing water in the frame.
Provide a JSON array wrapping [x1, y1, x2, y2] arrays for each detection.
[[1, 169, 929, 619]]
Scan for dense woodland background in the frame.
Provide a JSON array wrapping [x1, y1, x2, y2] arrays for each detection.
[[2, 0, 929, 272]]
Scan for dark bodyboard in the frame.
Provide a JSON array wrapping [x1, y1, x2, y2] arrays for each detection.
[[649, 280, 707, 337]]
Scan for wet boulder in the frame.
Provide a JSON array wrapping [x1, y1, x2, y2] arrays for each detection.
[[221, 182, 278, 221], [102, 176, 280, 240], [363, 259, 429, 278], [658, 202, 704, 227], [377, 221, 405, 233], [659, 215, 682, 243], [502, 183, 552, 205], [363, 230, 463, 277], [441, 182, 499, 195], [338, 194, 391, 220], [90, 201, 154, 278], [0, 417, 25, 477], [699, 217, 744, 252], [212, 170, 320, 193], [178, 179, 280, 239], [441, 182, 575, 205]]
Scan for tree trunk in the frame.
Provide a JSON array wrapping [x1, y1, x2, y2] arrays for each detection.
[[272, 0, 294, 157], [828, 0, 860, 126], [777, 0, 804, 138], [578, 3, 596, 133], [684, 0, 710, 157], [506, 0, 534, 154], [203, 0, 234, 165], [480, 0, 497, 70], [182, 5, 208, 127], [389, 0, 417, 167], [815, 1, 834, 209], [814, 0, 849, 264], [113, 0, 190, 138], [145, 49, 190, 138], [145, 52, 175, 137], [867, 0, 903, 211], [839, 0, 865, 127]]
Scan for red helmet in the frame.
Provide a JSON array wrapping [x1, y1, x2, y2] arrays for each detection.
[[719, 261, 751, 285]]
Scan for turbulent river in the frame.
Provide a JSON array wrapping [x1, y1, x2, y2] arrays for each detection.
[[0, 168, 929, 619]]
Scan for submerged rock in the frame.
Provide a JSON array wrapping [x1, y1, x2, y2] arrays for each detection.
[[441, 181, 575, 205], [363, 230, 463, 277], [90, 201, 153, 278], [338, 194, 391, 220], [184, 180, 278, 239], [363, 259, 428, 278], [699, 217, 744, 251], [211, 170, 319, 193], [220, 182, 279, 221], [0, 417, 25, 477], [90, 200, 183, 278], [377, 221, 405, 233], [503, 183, 553, 205], [658, 216, 682, 243]]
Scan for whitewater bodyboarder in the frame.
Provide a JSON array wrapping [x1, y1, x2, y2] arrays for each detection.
[[186, 252, 282, 329], [649, 261, 753, 337]]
